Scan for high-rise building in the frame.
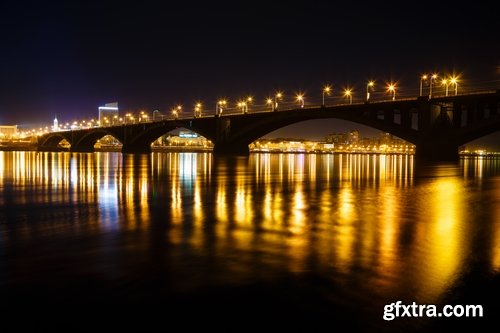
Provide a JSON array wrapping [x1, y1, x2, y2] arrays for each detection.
[[98, 102, 119, 126]]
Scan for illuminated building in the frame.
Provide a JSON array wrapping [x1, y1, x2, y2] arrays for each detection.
[[0, 125, 18, 139], [153, 130, 213, 150], [53, 115, 59, 132], [98, 102, 119, 126]]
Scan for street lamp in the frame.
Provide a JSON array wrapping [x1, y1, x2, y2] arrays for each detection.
[[441, 79, 449, 96], [387, 83, 396, 101], [266, 98, 274, 111], [170, 105, 181, 120], [429, 74, 438, 98], [343, 88, 353, 104], [420, 74, 428, 96], [296, 93, 305, 108], [366, 81, 375, 101], [237, 101, 245, 113], [274, 92, 283, 111], [245, 96, 253, 113], [322, 85, 332, 106], [449, 76, 459, 95], [194, 103, 202, 117], [216, 100, 227, 117]]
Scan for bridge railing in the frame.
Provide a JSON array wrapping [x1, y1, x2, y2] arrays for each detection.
[[48, 82, 500, 132]]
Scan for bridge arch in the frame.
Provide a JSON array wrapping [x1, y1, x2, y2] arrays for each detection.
[[71, 129, 123, 152], [121, 121, 215, 154], [38, 133, 71, 151], [214, 107, 420, 155], [455, 116, 500, 146]]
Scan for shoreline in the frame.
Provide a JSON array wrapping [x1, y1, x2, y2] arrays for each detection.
[[1, 145, 499, 157]]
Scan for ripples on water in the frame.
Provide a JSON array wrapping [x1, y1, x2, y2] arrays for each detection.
[[0, 152, 499, 331]]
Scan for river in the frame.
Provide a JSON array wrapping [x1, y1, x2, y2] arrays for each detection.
[[1, 151, 499, 332]]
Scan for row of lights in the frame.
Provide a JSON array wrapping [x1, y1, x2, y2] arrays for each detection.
[[212, 82, 396, 117], [45, 74, 463, 131], [127, 74, 461, 120], [212, 73, 460, 116], [419, 74, 459, 97], [125, 73, 461, 121]]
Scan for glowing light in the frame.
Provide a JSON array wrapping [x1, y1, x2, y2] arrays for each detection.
[[343, 88, 353, 104], [366, 81, 375, 101], [387, 83, 396, 100], [322, 85, 332, 105], [296, 93, 305, 108]]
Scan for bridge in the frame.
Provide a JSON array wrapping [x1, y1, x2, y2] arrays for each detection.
[[37, 90, 500, 161]]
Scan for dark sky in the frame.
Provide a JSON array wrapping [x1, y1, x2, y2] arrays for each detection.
[[1, 1, 499, 145]]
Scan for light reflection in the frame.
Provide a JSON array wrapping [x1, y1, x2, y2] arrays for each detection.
[[491, 178, 500, 272], [2, 151, 499, 310], [376, 186, 399, 283], [410, 166, 467, 301]]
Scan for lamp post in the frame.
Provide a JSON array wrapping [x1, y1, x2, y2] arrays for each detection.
[[216, 100, 227, 117], [387, 84, 396, 101], [420, 74, 428, 96], [441, 79, 449, 96], [194, 103, 202, 117], [237, 101, 246, 113], [274, 92, 283, 111], [449, 76, 458, 95], [266, 98, 274, 111], [296, 93, 304, 108], [322, 85, 331, 106], [245, 96, 253, 113], [429, 74, 438, 98], [366, 81, 375, 101], [343, 88, 352, 104]]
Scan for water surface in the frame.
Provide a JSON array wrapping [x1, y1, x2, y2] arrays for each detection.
[[1, 151, 499, 332]]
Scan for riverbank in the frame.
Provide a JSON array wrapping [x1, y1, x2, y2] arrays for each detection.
[[1, 143, 499, 157]]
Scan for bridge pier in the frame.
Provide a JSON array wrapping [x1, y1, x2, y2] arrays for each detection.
[[122, 144, 152, 154], [416, 140, 460, 161]]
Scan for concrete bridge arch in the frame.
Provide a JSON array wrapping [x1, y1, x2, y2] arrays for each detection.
[[36, 91, 500, 161]]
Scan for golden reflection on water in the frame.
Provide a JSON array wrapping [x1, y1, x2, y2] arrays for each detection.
[[492, 181, 500, 272], [1, 152, 500, 303], [410, 168, 466, 301]]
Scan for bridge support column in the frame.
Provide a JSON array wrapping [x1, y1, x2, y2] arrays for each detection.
[[416, 139, 460, 161], [212, 117, 250, 155], [122, 144, 151, 154]]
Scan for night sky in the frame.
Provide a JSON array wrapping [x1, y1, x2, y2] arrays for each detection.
[[1, 2, 499, 146]]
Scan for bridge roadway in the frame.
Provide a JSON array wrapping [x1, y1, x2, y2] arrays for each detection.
[[38, 90, 500, 161]]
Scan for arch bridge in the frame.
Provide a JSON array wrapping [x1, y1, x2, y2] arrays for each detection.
[[37, 91, 500, 161]]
